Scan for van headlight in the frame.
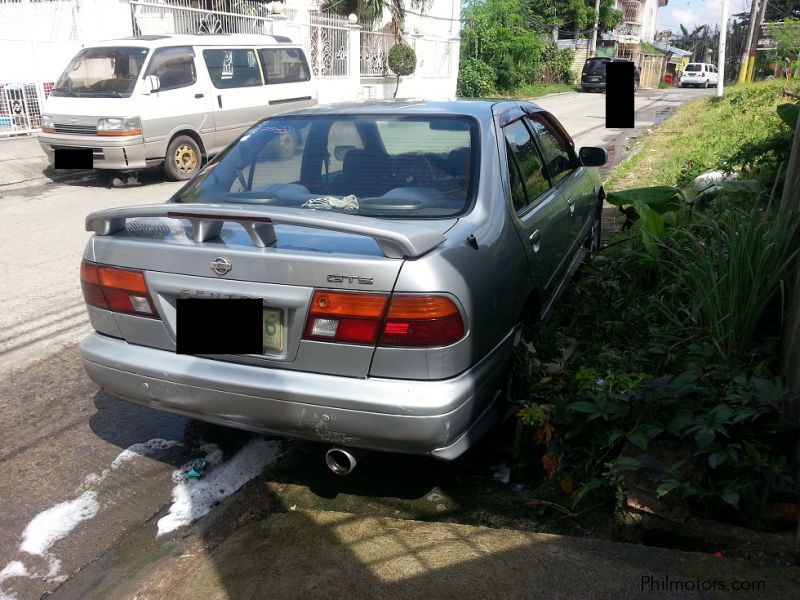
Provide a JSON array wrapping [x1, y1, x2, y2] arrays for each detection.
[[97, 117, 143, 136], [41, 115, 54, 133]]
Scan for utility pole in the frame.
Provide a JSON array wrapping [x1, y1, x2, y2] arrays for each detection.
[[589, 0, 602, 57], [717, 0, 729, 97], [738, 0, 759, 83], [747, 0, 769, 81]]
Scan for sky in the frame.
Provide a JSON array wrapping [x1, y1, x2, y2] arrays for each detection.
[[657, 0, 752, 35]]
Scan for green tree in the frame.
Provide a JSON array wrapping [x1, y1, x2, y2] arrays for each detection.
[[523, 0, 622, 40]]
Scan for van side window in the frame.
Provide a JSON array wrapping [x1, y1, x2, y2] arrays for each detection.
[[145, 46, 196, 91], [203, 49, 263, 88], [259, 48, 310, 84]]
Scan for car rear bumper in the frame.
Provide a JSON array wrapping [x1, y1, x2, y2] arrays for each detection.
[[581, 81, 605, 89], [38, 134, 147, 170], [80, 331, 514, 459]]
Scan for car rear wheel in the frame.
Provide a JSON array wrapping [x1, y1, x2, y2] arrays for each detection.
[[165, 135, 202, 181]]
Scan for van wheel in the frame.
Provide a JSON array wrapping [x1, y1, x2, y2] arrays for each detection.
[[165, 135, 201, 181]]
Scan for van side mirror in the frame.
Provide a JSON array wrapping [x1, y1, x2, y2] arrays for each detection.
[[145, 75, 160, 93], [579, 146, 608, 167]]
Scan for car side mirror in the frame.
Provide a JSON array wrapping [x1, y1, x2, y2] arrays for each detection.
[[333, 145, 357, 161], [145, 75, 161, 93], [579, 146, 608, 167]]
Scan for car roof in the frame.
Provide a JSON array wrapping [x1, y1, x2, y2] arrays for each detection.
[[283, 99, 534, 119], [87, 34, 295, 48]]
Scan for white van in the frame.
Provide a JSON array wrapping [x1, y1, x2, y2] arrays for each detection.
[[679, 63, 719, 88], [39, 34, 316, 180]]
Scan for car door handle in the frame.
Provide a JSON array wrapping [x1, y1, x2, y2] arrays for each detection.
[[529, 229, 541, 253], [566, 196, 575, 216], [217, 95, 222, 108], [195, 93, 204, 99]]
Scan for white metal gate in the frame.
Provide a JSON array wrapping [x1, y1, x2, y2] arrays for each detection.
[[0, 83, 45, 137], [309, 12, 350, 77]]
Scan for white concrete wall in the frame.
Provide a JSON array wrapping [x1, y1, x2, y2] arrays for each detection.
[[0, 0, 132, 83]]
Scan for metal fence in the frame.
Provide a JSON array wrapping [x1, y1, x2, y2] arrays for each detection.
[[0, 82, 46, 136], [360, 28, 393, 77], [130, 0, 274, 36], [309, 12, 350, 77]]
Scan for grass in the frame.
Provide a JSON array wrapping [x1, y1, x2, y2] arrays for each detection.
[[508, 82, 580, 99], [604, 80, 795, 192]]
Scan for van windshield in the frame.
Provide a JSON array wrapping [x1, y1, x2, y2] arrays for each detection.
[[51, 47, 149, 98], [175, 115, 479, 218]]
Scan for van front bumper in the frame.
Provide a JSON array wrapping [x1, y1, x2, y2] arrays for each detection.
[[38, 133, 147, 170], [80, 332, 512, 459]]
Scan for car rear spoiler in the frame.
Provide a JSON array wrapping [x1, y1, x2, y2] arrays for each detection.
[[85, 204, 446, 259]]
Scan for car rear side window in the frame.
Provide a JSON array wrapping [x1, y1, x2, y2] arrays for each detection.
[[204, 49, 263, 88], [145, 46, 196, 91], [503, 119, 550, 213], [259, 48, 310, 84]]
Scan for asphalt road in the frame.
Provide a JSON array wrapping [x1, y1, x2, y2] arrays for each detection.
[[0, 87, 713, 599]]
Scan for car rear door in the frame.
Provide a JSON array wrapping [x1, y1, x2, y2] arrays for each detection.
[[501, 115, 571, 299]]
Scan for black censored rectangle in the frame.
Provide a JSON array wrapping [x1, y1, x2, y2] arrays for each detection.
[[176, 298, 263, 355], [54, 148, 92, 169], [606, 61, 634, 129]]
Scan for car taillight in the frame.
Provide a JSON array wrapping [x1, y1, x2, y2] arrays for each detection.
[[303, 291, 466, 347], [700, 72, 705, 77], [380, 295, 465, 347], [80, 261, 158, 318], [304, 290, 388, 344]]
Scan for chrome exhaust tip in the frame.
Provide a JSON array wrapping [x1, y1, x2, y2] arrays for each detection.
[[325, 447, 359, 475]]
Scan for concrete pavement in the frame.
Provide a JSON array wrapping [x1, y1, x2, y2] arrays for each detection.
[[51, 503, 800, 600]]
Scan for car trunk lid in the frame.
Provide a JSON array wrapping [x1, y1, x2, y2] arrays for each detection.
[[85, 204, 453, 376]]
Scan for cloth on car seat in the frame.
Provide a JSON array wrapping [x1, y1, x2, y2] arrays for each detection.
[[329, 149, 390, 197]]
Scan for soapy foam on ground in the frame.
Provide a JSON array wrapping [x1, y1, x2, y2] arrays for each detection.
[[157, 438, 282, 536], [0, 438, 182, 598], [19, 491, 99, 556]]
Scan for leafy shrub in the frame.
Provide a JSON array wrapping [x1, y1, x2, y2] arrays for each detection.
[[539, 44, 575, 85], [457, 57, 497, 97], [388, 43, 416, 77], [388, 43, 416, 99], [514, 173, 799, 527]]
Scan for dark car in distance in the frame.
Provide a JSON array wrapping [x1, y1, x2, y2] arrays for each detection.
[[580, 57, 637, 92]]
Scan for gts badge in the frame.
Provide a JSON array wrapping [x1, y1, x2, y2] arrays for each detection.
[[327, 274, 374, 285]]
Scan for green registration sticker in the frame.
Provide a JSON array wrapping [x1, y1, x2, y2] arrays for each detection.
[[262, 308, 283, 353]]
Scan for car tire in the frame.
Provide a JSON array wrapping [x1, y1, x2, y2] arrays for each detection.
[[165, 135, 202, 181]]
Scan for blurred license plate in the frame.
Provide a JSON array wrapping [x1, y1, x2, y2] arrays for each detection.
[[589, 77, 600, 82], [263, 308, 283, 353]]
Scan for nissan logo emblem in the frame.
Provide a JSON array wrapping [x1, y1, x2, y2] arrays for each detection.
[[210, 257, 232, 276]]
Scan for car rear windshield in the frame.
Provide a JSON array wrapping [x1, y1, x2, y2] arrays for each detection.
[[685, 64, 703, 72], [174, 115, 479, 218], [51, 47, 149, 97], [583, 59, 607, 74]]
